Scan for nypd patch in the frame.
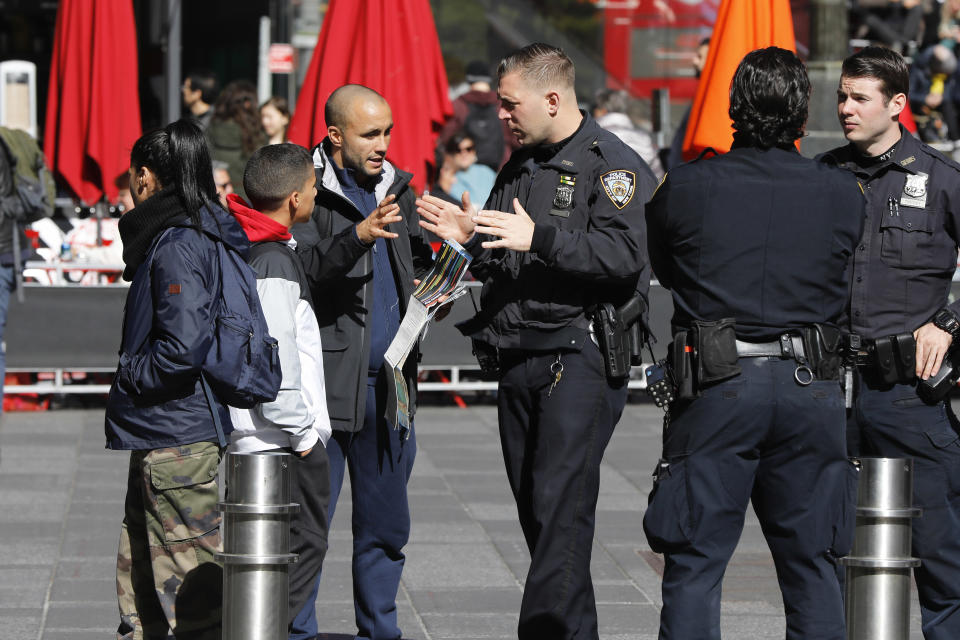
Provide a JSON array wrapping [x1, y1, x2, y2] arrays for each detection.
[[601, 170, 636, 210]]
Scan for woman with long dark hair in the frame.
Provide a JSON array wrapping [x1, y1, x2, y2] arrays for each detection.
[[206, 80, 265, 199], [106, 119, 249, 640]]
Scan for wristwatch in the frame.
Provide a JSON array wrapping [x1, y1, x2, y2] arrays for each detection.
[[932, 308, 960, 339]]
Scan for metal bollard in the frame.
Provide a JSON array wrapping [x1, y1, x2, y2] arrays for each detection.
[[216, 451, 299, 640], [840, 458, 921, 640]]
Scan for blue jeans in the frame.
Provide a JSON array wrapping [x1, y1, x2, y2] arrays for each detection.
[[0, 264, 14, 408], [289, 376, 416, 640], [849, 373, 960, 640]]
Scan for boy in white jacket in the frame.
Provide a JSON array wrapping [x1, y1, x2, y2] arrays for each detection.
[[226, 143, 331, 632]]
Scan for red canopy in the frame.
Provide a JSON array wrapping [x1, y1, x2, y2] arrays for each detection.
[[682, 0, 795, 159], [43, 0, 142, 205], [287, 0, 452, 193]]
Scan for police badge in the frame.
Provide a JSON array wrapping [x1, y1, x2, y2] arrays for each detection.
[[601, 170, 636, 210], [901, 172, 928, 208], [551, 175, 576, 216]]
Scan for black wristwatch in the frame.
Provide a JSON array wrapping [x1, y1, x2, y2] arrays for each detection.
[[932, 308, 960, 339]]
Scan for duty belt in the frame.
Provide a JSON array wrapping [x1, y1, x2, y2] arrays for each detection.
[[735, 333, 814, 385]]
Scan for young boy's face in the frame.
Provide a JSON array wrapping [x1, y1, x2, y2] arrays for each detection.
[[293, 171, 317, 225]]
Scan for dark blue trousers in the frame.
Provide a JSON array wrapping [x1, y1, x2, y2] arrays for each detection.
[[849, 373, 960, 640], [289, 377, 416, 640], [643, 358, 855, 640], [497, 342, 627, 640]]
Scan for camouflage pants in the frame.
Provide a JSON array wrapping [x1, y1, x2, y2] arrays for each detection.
[[116, 442, 224, 640]]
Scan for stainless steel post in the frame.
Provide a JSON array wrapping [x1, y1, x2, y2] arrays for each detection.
[[840, 458, 921, 640], [216, 451, 299, 640]]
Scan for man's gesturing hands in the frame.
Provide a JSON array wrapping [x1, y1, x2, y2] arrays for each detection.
[[356, 194, 402, 244], [417, 194, 535, 252]]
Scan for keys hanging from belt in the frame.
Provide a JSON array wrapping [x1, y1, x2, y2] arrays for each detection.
[[547, 354, 564, 397]]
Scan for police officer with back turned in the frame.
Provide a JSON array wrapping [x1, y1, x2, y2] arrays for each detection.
[[820, 46, 960, 640], [416, 43, 655, 640], [643, 48, 864, 640]]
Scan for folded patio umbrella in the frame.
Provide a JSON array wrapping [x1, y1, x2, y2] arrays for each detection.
[[287, 0, 452, 192], [682, 0, 795, 159], [43, 0, 142, 205]]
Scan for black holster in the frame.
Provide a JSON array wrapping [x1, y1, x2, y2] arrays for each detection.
[[800, 324, 843, 380], [471, 339, 500, 381], [593, 295, 648, 379]]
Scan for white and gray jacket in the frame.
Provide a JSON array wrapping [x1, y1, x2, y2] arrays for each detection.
[[229, 236, 332, 453]]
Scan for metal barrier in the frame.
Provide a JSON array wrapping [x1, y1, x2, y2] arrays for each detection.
[[841, 457, 922, 640], [216, 452, 299, 640]]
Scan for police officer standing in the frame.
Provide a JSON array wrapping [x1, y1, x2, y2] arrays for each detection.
[[821, 46, 960, 639], [417, 43, 655, 640], [643, 48, 864, 640]]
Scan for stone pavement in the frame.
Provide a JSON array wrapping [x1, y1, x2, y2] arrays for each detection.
[[0, 402, 924, 640]]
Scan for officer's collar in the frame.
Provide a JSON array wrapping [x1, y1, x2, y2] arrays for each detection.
[[530, 110, 595, 173], [843, 125, 921, 175]]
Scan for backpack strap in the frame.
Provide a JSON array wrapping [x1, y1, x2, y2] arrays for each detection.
[[199, 373, 228, 448]]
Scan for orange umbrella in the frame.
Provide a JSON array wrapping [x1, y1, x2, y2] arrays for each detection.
[[682, 0, 795, 159], [287, 0, 452, 193], [43, 0, 141, 205]]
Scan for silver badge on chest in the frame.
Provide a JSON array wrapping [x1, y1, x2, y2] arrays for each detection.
[[901, 172, 928, 208], [554, 181, 575, 209]]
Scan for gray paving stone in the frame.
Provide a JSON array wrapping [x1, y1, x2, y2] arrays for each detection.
[[406, 587, 521, 614], [0, 611, 40, 640], [0, 539, 60, 564], [419, 611, 518, 639], [402, 544, 517, 589], [43, 600, 115, 631], [49, 578, 115, 603], [409, 521, 490, 544]]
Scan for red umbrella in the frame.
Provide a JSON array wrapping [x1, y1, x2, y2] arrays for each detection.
[[682, 0, 795, 159], [287, 0, 452, 193], [43, 0, 142, 205]]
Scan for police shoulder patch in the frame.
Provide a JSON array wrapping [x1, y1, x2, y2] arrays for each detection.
[[601, 170, 636, 210]]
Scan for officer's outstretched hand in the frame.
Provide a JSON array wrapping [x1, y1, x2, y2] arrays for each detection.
[[915, 322, 953, 380], [474, 198, 534, 252], [416, 193, 476, 245], [356, 195, 402, 244]]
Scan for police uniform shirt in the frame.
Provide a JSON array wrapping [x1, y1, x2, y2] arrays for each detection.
[[646, 145, 864, 341], [462, 112, 657, 352], [820, 127, 960, 339]]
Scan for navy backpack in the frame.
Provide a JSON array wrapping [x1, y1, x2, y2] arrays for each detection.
[[135, 227, 281, 412]]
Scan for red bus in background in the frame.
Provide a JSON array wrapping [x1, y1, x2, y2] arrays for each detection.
[[603, 0, 811, 100]]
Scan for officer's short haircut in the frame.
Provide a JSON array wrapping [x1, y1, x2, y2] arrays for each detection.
[[324, 84, 386, 131], [728, 47, 810, 150], [186, 70, 219, 105], [243, 143, 314, 212], [497, 43, 575, 92], [594, 88, 629, 114], [841, 46, 909, 103]]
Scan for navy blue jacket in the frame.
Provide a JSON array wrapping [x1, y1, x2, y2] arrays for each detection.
[[105, 204, 247, 450], [647, 145, 865, 341]]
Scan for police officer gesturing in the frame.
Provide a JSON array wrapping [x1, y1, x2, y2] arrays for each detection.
[[643, 48, 864, 640], [417, 43, 655, 640], [821, 46, 960, 640]]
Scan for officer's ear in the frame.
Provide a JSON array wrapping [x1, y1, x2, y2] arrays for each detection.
[[887, 92, 907, 119], [545, 90, 561, 116]]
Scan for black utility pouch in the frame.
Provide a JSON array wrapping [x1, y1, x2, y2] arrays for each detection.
[[918, 349, 960, 403], [595, 303, 632, 378], [893, 333, 917, 382], [873, 333, 917, 384], [669, 331, 697, 400], [692, 318, 741, 386], [801, 324, 842, 380]]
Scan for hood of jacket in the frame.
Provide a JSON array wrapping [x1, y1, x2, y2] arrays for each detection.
[[226, 193, 292, 243]]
